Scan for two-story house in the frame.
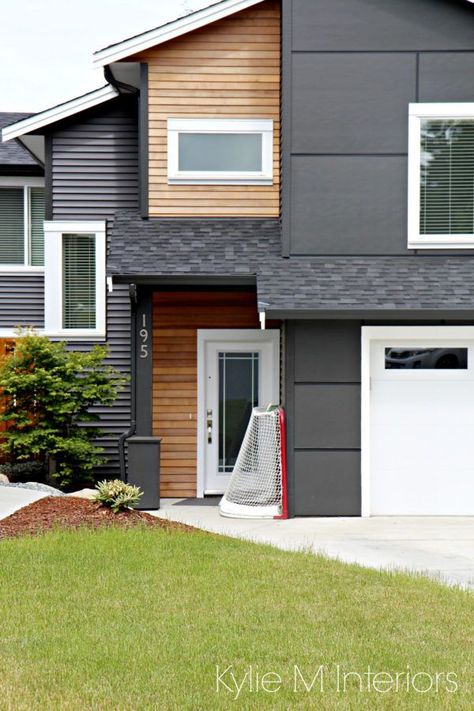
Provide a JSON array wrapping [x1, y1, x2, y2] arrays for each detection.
[[2, 0, 474, 516]]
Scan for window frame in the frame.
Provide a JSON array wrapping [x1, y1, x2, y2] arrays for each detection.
[[408, 102, 474, 249], [0, 176, 45, 272], [167, 118, 274, 185], [43, 221, 106, 340]]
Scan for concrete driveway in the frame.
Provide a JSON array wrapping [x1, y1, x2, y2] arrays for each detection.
[[152, 499, 474, 590]]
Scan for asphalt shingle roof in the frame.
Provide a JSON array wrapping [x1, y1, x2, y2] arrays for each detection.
[[109, 212, 474, 315], [0, 112, 42, 169]]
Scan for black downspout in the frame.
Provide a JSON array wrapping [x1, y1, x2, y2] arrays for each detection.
[[119, 283, 138, 481]]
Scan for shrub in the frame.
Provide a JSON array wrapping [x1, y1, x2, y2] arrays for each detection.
[[0, 461, 47, 483], [0, 329, 126, 490], [94, 479, 142, 513]]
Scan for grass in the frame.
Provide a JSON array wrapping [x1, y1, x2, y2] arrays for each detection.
[[0, 526, 472, 710]]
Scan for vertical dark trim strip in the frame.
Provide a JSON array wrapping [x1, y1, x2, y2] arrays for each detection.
[[44, 134, 53, 220], [281, 0, 292, 258], [139, 63, 149, 219], [135, 287, 153, 435], [415, 52, 420, 102], [284, 320, 296, 517]]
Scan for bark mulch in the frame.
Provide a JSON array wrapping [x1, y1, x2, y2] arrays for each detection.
[[0, 496, 193, 539]]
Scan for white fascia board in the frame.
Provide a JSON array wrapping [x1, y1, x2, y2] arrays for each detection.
[[1, 85, 119, 143], [93, 0, 265, 67]]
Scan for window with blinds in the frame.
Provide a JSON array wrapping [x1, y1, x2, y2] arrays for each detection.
[[0, 187, 24, 264], [62, 234, 96, 329], [420, 119, 474, 236], [30, 187, 45, 266], [0, 185, 45, 265]]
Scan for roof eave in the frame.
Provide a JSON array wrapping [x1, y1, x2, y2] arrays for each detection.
[[92, 0, 265, 67], [1, 85, 119, 143]]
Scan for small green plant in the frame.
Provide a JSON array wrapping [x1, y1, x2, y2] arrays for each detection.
[[94, 479, 142, 513], [0, 329, 126, 490]]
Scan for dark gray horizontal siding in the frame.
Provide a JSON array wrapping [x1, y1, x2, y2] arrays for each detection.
[[50, 98, 139, 220], [0, 273, 44, 329], [70, 283, 131, 478]]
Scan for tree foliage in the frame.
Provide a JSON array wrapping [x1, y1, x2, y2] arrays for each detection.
[[0, 330, 125, 490]]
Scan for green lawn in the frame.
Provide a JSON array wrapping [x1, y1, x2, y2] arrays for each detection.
[[0, 526, 472, 710]]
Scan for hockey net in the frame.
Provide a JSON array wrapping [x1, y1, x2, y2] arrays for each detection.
[[219, 406, 288, 519]]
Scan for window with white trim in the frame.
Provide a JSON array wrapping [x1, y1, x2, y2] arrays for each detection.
[[167, 118, 273, 185], [44, 221, 106, 339], [408, 103, 474, 248], [0, 184, 45, 268]]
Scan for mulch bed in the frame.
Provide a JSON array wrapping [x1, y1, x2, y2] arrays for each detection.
[[0, 496, 193, 539]]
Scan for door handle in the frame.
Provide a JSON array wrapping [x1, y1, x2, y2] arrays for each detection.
[[206, 409, 213, 444]]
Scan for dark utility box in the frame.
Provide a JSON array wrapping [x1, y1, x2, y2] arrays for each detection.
[[126, 436, 161, 510]]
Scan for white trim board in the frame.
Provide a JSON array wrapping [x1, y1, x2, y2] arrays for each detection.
[[1, 85, 119, 143], [93, 0, 265, 67], [361, 325, 474, 517]]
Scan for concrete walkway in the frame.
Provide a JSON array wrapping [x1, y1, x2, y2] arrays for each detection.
[[0, 487, 48, 521], [151, 499, 474, 590]]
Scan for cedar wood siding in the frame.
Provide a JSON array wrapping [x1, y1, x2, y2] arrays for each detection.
[[126, 0, 281, 217], [153, 289, 260, 498], [47, 96, 139, 477]]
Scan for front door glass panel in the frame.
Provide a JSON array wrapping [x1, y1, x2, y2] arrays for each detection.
[[218, 352, 259, 472]]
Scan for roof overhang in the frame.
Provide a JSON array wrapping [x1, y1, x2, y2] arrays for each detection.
[[93, 0, 265, 67], [1, 85, 119, 143]]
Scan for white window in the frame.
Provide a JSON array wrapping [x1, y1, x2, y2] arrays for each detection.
[[408, 103, 474, 248], [0, 178, 45, 271], [167, 118, 273, 185], [44, 221, 106, 339]]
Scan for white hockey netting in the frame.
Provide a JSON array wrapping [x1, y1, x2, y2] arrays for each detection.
[[219, 406, 287, 519]]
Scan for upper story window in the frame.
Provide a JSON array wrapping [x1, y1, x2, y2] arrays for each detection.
[[408, 104, 474, 249], [43, 221, 106, 339], [0, 181, 45, 269], [167, 118, 273, 185]]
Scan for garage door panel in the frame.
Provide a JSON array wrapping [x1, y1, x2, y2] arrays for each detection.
[[371, 466, 473, 516], [372, 424, 474, 470], [369, 335, 474, 516], [372, 381, 474, 425]]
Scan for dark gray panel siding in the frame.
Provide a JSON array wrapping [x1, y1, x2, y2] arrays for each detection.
[[50, 97, 139, 220], [292, 54, 416, 154], [0, 273, 44, 329], [418, 53, 474, 102], [293, 0, 474, 51], [286, 320, 361, 516], [291, 156, 407, 255], [284, 0, 474, 256]]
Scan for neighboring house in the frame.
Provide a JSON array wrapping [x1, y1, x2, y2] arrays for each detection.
[[2, 0, 474, 516]]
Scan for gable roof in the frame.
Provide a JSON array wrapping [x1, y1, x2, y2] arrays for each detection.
[[0, 113, 43, 171], [1, 85, 119, 143], [93, 0, 265, 67]]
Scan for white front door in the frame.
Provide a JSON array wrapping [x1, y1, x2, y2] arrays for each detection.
[[197, 330, 279, 496], [367, 329, 474, 515]]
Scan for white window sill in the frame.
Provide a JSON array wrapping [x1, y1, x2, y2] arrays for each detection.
[[0, 266, 45, 274], [168, 175, 273, 186], [409, 236, 474, 250], [44, 331, 106, 342]]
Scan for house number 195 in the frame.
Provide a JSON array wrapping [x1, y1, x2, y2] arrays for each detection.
[[139, 313, 149, 359]]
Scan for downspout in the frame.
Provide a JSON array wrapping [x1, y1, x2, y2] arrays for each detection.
[[104, 65, 139, 95], [119, 283, 138, 481]]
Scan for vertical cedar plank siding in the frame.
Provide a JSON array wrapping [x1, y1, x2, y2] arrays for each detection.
[[128, 0, 281, 217], [153, 290, 260, 497], [0, 274, 44, 329], [48, 96, 138, 477]]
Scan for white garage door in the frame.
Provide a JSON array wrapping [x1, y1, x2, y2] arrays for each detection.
[[370, 337, 474, 515]]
